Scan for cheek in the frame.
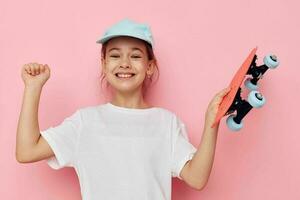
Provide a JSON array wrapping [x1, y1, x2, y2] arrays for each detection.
[[105, 60, 117, 66], [103, 62, 116, 72], [137, 60, 149, 69]]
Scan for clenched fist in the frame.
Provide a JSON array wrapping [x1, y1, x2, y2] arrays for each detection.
[[21, 62, 50, 87]]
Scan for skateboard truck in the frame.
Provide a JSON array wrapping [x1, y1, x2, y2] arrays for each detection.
[[226, 88, 252, 123], [244, 54, 279, 91], [226, 88, 266, 131]]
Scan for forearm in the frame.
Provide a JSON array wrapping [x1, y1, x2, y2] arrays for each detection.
[[188, 123, 219, 188], [16, 85, 42, 160]]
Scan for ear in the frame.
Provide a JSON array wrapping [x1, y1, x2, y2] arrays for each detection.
[[146, 60, 156, 76], [101, 57, 106, 73]]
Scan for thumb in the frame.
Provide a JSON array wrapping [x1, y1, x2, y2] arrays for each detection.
[[219, 87, 231, 97]]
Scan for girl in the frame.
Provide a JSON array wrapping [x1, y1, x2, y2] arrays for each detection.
[[16, 18, 230, 200]]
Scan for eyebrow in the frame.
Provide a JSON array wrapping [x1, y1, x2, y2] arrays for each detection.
[[108, 47, 145, 54]]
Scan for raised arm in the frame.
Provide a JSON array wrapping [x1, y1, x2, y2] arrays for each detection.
[[16, 63, 54, 163]]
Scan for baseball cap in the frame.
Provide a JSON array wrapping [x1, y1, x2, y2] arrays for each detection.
[[96, 18, 154, 47]]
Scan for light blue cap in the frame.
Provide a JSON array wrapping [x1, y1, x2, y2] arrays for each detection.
[[96, 18, 154, 47]]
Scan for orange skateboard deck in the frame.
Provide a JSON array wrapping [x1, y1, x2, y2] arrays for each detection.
[[211, 47, 258, 128]]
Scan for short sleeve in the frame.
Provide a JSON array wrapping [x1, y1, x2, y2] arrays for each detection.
[[40, 109, 82, 170], [171, 114, 197, 180]]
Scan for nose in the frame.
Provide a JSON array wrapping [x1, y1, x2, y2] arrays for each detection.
[[120, 57, 131, 68]]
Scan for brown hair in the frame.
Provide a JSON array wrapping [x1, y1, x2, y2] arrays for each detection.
[[98, 38, 160, 98]]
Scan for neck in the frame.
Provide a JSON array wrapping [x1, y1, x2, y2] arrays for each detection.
[[110, 88, 151, 109]]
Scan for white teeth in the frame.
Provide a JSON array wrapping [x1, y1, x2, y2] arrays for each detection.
[[116, 73, 134, 78]]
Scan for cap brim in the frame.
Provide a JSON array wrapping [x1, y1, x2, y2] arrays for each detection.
[[96, 34, 152, 46], [96, 35, 117, 44]]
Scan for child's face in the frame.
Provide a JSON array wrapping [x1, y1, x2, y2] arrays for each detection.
[[101, 36, 155, 94]]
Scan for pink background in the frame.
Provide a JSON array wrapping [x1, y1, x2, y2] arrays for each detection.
[[1, 0, 299, 199]]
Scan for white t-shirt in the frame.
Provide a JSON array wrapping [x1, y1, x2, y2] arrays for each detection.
[[40, 102, 197, 200]]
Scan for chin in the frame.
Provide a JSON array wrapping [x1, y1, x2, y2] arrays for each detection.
[[112, 83, 143, 93]]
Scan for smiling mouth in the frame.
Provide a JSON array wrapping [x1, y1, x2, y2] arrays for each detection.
[[115, 73, 136, 79]]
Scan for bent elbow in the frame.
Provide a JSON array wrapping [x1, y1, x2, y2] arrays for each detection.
[[16, 155, 26, 163], [15, 151, 33, 164], [194, 179, 208, 191], [195, 183, 206, 191], [16, 154, 28, 163]]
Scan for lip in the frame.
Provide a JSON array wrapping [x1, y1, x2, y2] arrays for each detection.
[[115, 73, 136, 79], [114, 72, 136, 75]]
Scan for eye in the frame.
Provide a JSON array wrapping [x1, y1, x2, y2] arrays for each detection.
[[131, 55, 141, 58], [110, 54, 120, 58]]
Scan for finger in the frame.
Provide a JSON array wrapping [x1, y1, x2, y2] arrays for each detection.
[[34, 63, 40, 74], [34, 63, 40, 75], [28, 63, 33, 73], [222, 86, 231, 92], [218, 87, 231, 96], [23, 64, 28, 73], [24, 67, 30, 74], [40, 64, 45, 72], [44, 64, 50, 72], [25, 64, 32, 74], [27, 63, 34, 75], [213, 87, 231, 103], [36, 64, 42, 74]]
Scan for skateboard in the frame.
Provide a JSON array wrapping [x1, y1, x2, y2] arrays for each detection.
[[211, 47, 279, 131]]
